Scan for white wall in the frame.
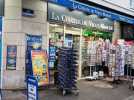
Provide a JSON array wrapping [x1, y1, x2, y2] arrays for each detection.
[[3, 0, 24, 89], [103, 0, 130, 9], [22, 0, 48, 50], [87, 0, 134, 16]]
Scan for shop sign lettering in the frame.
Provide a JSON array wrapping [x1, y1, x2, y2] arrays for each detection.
[[49, 10, 113, 31]]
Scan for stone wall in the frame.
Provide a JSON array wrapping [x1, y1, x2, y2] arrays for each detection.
[[3, 0, 48, 89]]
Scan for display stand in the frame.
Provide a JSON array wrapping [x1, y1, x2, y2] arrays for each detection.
[[107, 45, 119, 85], [128, 66, 134, 90], [27, 75, 38, 100], [25, 34, 42, 79], [83, 40, 98, 80], [26, 50, 49, 86], [57, 47, 79, 96], [127, 45, 134, 90]]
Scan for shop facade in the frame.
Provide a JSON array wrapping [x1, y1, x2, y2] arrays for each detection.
[[47, 3, 114, 78], [2, 0, 134, 89]]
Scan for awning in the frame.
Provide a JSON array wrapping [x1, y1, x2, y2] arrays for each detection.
[[48, 0, 134, 25]]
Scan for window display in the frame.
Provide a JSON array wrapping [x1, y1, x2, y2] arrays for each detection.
[[81, 28, 113, 78], [49, 24, 64, 69]]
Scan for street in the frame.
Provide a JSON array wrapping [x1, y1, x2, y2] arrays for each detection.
[[2, 80, 134, 100]]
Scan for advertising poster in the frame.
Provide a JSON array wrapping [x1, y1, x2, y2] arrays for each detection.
[[26, 34, 42, 76], [64, 34, 73, 48], [31, 50, 49, 86], [49, 46, 56, 68], [6, 45, 17, 70]]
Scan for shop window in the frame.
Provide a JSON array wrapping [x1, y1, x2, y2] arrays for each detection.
[[49, 24, 64, 48], [81, 28, 112, 77], [65, 25, 81, 35]]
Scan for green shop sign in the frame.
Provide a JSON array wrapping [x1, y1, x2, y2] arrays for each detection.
[[83, 27, 112, 39], [48, 3, 114, 32]]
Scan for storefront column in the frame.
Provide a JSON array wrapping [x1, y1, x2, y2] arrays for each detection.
[[112, 21, 121, 43], [3, 0, 23, 89], [78, 28, 83, 79], [46, 22, 50, 52], [63, 25, 66, 44]]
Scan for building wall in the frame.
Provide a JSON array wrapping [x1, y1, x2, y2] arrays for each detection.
[[87, 0, 134, 42], [87, 0, 134, 16], [3, 0, 48, 89], [103, 0, 131, 9], [103, 0, 134, 11], [2, 0, 133, 89]]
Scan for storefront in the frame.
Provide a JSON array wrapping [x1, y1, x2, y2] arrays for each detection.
[[47, 2, 114, 79], [47, 0, 134, 79], [1, 0, 134, 89]]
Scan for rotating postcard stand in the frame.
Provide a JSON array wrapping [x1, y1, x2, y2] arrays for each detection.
[[83, 41, 99, 81], [126, 45, 134, 90]]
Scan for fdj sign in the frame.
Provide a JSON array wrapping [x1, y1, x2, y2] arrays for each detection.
[[27, 76, 38, 100]]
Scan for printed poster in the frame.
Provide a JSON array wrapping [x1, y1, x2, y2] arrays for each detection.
[[31, 50, 49, 86], [26, 34, 42, 77], [49, 46, 56, 68], [6, 45, 17, 70], [64, 34, 73, 48]]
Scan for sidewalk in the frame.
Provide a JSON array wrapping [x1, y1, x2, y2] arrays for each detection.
[[1, 80, 134, 100]]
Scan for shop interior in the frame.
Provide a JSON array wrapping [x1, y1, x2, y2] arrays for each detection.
[[49, 23, 81, 81], [48, 20, 114, 81], [48, 20, 134, 83]]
